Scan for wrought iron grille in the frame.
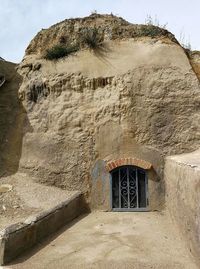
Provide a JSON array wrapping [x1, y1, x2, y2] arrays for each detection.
[[111, 165, 148, 211]]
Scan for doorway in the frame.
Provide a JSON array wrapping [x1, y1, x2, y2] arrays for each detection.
[[111, 165, 148, 211]]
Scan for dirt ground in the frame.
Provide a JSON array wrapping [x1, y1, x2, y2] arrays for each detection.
[[0, 173, 77, 230], [4, 211, 198, 269]]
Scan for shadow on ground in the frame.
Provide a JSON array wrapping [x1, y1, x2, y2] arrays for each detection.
[[0, 61, 32, 177], [7, 213, 89, 266]]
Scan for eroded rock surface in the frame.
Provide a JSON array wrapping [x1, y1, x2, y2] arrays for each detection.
[[0, 61, 23, 176], [188, 50, 200, 81], [17, 14, 200, 195], [26, 13, 177, 57], [1, 14, 200, 267]]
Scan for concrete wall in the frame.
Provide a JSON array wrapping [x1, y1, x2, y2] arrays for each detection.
[[164, 150, 200, 265], [0, 192, 88, 265]]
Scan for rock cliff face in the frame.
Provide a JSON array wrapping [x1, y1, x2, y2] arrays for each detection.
[[0, 61, 23, 176], [188, 50, 200, 81], [25, 13, 177, 57], [16, 14, 200, 199]]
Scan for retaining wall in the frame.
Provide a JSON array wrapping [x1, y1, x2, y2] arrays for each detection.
[[164, 150, 200, 265], [0, 192, 87, 265]]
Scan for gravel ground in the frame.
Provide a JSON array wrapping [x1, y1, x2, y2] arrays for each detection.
[[0, 173, 77, 230]]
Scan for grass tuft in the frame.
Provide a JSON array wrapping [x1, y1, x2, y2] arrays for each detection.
[[44, 44, 78, 60]]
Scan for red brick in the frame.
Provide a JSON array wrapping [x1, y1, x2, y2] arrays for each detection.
[[131, 157, 136, 166], [108, 163, 113, 171], [134, 158, 139, 167], [106, 157, 152, 170], [115, 159, 120, 167], [121, 158, 125, 166], [118, 159, 121, 166], [111, 161, 116, 169]]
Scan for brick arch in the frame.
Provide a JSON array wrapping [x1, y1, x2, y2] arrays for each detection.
[[105, 157, 152, 172]]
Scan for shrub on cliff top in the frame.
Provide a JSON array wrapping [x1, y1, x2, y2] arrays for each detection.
[[44, 44, 78, 60], [80, 27, 102, 49], [139, 25, 164, 38], [44, 27, 102, 60]]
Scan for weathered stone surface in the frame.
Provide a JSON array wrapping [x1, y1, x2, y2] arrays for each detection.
[[0, 184, 12, 193], [1, 15, 200, 209], [188, 50, 200, 81], [0, 61, 23, 176], [0, 13, 200, 266], [0, 74, 5, 88], [17, 34, 200, 197], [26, 14, 178, 57]]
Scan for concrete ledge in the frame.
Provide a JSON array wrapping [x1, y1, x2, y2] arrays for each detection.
[[165, 150, 200, 266], [0, 192, 87, 265]]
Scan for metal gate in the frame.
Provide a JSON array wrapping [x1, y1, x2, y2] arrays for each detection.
[[111, 165, 148, 211]]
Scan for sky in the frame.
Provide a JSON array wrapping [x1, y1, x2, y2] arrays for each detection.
[[0, 0, 199, 63]]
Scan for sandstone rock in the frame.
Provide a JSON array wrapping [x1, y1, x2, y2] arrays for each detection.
[[15, 15, 200, 198], [25, 14, 178, 57], [0, 74, 5, 88], [0, 184, 12, 193], [188, 50, 200, 81], [0, 13, 199, 267], [0, 60, 23, 176]]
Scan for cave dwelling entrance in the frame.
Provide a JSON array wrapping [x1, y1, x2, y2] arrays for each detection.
[[111, 165, 148, 211]]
